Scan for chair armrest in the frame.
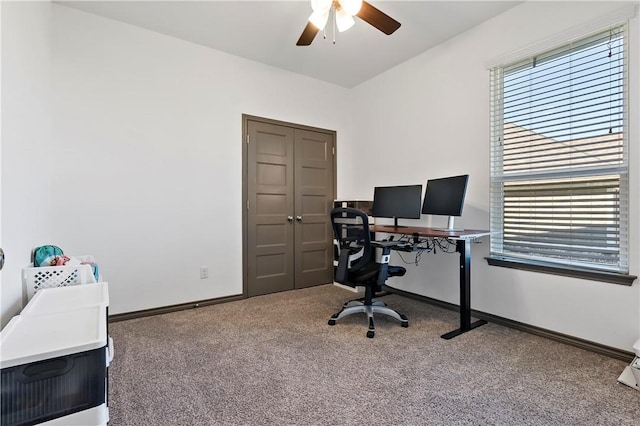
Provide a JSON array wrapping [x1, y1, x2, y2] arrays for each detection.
[[335, 248, 350, 284]]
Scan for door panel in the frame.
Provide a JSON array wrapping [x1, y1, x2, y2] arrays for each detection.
[[294, 129, 335, 289], [247, 121, 295, 297]]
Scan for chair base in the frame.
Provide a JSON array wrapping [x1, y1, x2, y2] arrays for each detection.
[[328, 299, 409, 338]]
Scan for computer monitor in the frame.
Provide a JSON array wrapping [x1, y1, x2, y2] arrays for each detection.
[[372, 184, 423, 228], [421, 175, 469, 231]]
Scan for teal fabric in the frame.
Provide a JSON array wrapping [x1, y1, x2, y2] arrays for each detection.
[[33, 245, 64, 267]]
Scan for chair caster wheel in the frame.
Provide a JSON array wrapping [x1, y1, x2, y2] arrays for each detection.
[[400, 314, 409, 327], [366, 330, 375, 338], [328, 319, 336, 326]]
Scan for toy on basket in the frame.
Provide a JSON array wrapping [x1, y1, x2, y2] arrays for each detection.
[[23, 246, 101, 300]]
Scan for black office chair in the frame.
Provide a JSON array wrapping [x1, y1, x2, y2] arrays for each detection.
[[329, 207, 409, 338]]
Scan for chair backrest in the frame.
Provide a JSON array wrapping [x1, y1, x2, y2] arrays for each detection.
[[330, 207, 372, 283]]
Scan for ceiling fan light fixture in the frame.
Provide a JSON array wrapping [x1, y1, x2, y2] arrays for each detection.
[[309, 10, 330, 30], [338, 0, 362, 16], [297, 0, 400, 46], [311, 0, 332, 13], [335, 8, 355, 32]]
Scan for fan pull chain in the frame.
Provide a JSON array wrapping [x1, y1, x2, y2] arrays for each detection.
[[333, 6, 336, 44]]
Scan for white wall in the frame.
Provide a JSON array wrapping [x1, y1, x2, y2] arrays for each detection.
[[1, 0, 3, 315], [48, 5, 354, 315], [349, 1, 640, 351], [0, 3, 352, 322], [1, 1, 54, 328]]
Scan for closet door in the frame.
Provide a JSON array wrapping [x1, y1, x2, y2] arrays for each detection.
[[244, 117, 335, 297], [294, 129, 335, 289], [246, 120, 295, 297]]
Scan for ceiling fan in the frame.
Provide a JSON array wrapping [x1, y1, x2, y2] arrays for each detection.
[[296, 0, 401, 46]]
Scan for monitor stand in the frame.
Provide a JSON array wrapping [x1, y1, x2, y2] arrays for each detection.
[[436, 216, 464, 232], [393, 217, 409, 228]]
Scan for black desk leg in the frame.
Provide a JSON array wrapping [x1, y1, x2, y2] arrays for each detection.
[[440, 238, 487, 339]]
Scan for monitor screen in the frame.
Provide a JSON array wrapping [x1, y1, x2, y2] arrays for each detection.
[[372, 185, 423, 225], [421, 175, 469, 217]]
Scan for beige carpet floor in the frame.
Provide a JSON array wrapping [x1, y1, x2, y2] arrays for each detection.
[[107, 284, 639, 425]]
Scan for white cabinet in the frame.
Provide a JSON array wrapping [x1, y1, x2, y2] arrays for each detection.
[[0, 282, 111, 425]]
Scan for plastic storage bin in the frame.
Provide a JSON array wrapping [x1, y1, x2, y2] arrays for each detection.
[[0, 306, 108, 426], [22, 260, 98, 300], [21, 282, 109, 315], [21, 282, 114, 368], [39, 404, 108, 425]]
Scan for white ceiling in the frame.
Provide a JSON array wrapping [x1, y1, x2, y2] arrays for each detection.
[[56, 1, 523, 88]]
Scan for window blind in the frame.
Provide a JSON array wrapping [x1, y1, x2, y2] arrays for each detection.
[[490, 24, 629, 273]]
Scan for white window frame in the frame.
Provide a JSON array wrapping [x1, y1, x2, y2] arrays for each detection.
[[488, 17, 636, 285]]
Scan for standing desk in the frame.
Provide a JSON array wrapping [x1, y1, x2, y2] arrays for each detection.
[[370, 225, 490, 339]]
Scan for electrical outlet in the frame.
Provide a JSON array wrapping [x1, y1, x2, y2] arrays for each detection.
[[200, 266, 209, 279]]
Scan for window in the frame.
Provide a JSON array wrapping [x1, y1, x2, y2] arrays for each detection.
[[489, 24, 635, 284]]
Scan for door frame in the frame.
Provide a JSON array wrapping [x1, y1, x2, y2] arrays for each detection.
[[242, 114, 337, 297]]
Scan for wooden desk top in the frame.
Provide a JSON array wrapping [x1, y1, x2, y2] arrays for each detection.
[[370, 225, 491, 239]]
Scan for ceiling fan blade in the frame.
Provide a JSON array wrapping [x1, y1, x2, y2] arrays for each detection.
[[356, 1, 401, 35], [296, 22, 320, 46]]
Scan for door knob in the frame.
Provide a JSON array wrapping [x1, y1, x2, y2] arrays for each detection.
[[296, 216, 303, 222], [287, 216, 294, 222], [0, 248, 4, 271]]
